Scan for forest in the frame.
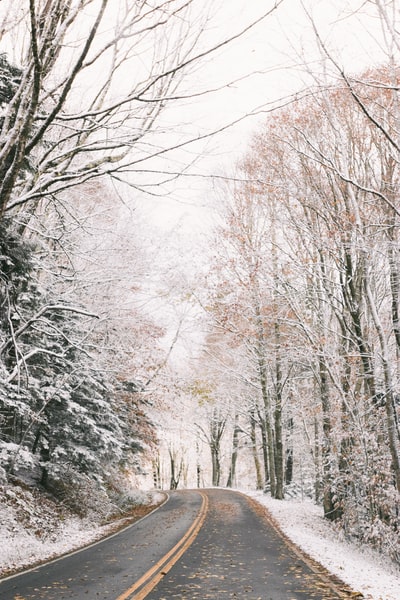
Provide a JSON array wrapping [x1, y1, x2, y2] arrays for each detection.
[[0, 0, 399, 567]]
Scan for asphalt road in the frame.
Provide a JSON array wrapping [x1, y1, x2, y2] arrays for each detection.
[[0, 489, 351, 600]]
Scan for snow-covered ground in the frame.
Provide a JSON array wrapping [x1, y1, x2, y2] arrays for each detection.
[[0, 487, 166, 579], [0, 516, 119, 577], [0, 487, 399, 599], [246, 490, 400, 600]]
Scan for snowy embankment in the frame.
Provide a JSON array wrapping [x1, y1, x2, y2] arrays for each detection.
[[0, 484, 165, 579], [246, 491, 400, 600]]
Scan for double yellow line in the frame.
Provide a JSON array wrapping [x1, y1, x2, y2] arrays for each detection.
[[116, 491, 209, 600]]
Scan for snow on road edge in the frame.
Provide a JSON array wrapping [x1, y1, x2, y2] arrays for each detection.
[[0, 490, 165, 579], [245, 490, 399, 600]]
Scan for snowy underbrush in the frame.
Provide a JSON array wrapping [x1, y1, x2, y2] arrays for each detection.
[[0, 480, 163, 578], [276, 481, 400, 565], [0, 440, 158, 522], [337, 488, 400, 565]]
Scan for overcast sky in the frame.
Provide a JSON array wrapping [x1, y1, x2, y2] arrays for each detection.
[[138, 0, 387, 233]]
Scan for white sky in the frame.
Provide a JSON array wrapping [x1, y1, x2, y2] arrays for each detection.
[[139, 0, 388, 233]]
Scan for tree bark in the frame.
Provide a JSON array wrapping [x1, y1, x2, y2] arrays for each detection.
[[319, 354, 340, 520], [226, 413, 240, 488], [250, 409, 263, 490]]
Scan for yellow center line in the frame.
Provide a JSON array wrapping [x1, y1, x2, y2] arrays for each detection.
[[116, 491, 209, 600]]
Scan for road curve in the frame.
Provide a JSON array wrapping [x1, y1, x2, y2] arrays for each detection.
[[143, 489, 349, 600], [0, 490, 203, 599], [0, 488, 352, 600]]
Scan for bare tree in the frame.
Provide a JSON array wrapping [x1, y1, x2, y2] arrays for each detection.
[[0, 0, 283, 220]]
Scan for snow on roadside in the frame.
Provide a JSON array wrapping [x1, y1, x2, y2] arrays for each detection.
[[0, 487, 165, 578], [0, 516, 116, 577], [246, 490, 400, 600]]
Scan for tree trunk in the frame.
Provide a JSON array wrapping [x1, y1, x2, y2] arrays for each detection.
[[271, 204, 284, 499], [314, 417, 321, 503], [341, 250, 376, 399], [263, 394, 276, 496], [250, 409, 263, 490], [258, 412, 269, 487], [364, 276, 400, 494], [226, 413, 240, 488], [209, 410, 225, 487], [254, 313, 276, 495], [273, 320, 284, 499], [211, 443, 221, 487], [319, 355, 340, 520], [196, 440, 201, 488], [152, 455, 161, 489], [169, 449, 182, 490], [285, 417, 294, 486]]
